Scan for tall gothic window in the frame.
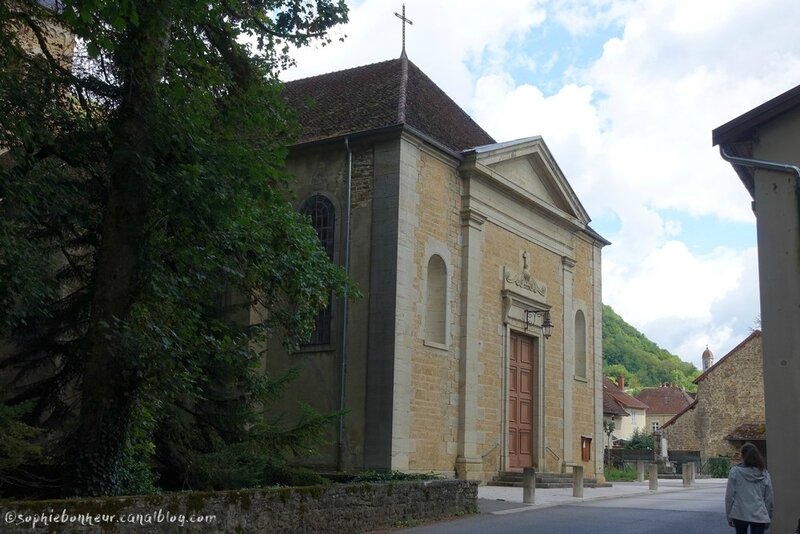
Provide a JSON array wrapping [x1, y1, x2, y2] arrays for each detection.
[[300, 195, 335, 346], [574, 310, 587, 379]]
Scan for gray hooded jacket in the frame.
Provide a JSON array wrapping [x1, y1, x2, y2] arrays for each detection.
[[725, 464, 774, 524]]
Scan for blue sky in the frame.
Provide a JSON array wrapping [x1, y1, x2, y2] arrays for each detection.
[[282, 0, 800, 368]]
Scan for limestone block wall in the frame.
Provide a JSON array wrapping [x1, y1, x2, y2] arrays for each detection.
[[405, 143, 463, 474], [662, 405, 700, 451], [0, 480, 478, 534], [695, 334, 764, 460], [261, 140, 380, 471], [570, 236, 600, 471], [663, 334, 764, 462], [481, 222, 565, 476]]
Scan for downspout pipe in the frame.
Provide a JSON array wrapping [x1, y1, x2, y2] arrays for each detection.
[[337, 137, 353, 470], [719, 145, 800, 225], [719, 145, 800, 190]]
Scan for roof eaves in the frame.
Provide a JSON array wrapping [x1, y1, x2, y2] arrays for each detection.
[[466, 136, 543, 155], [712, 83, 800, 147], [288, 123, 405, 153]]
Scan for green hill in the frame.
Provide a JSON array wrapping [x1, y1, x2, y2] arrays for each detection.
[[602, 304, 699, 393]]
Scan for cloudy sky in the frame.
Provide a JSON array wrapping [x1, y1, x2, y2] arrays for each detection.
[[281, 0, 800, 369]]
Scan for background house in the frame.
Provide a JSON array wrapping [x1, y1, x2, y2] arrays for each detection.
[[261, 53, 609, 482], [602, 376, 648, 442], [660, 331, 765, 463], [634, 384, 694, 434]]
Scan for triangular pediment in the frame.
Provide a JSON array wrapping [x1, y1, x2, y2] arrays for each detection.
[[464, 137, 590, 225], [489, 157, 569, 213]]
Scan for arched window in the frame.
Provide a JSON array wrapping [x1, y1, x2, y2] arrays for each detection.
[[426, 255, 447, 345], [300, 195, 335, 259], [574, 310, 587, 379], [300, 195, 335, 346]]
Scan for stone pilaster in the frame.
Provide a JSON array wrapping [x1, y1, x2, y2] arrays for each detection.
[[592, 243, 605, 478], [561, 256, 576, 466], [455, 209, 486, 479]]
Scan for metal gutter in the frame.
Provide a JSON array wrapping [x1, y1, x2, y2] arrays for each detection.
[[719, 144, 800, 207]]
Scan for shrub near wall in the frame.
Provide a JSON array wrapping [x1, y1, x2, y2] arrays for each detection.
[[1, 479, 478, 533]]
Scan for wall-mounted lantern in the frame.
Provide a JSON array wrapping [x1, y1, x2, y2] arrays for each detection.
[[524, 309, 553, 339]]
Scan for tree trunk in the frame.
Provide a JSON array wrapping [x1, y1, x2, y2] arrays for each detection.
[[64, 3, 173, 497]]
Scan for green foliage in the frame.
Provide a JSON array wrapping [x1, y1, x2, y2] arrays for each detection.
[[0, 402, 43, 476], [624, 428, 656, 450], [604, 466, 637, 482], [118, 402, 159, 496], [0, 0, 350, 497], [352, 471, 443, 483], [263, 464, 330, 488], [707, 457, 732, 478], [603, 305, 699, 392]]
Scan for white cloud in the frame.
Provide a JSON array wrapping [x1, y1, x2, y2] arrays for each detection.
[[468, 0, 799, 363], [280, 0, 795, 366], [282, 0, 547, 106]]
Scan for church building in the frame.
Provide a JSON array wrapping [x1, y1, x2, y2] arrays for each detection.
[[263, 52, 609, 483]]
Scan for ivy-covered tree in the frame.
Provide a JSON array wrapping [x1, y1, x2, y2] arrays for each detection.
[[0, 0, 349, 497]]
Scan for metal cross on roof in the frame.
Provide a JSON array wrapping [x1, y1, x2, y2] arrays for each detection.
[[394, 4, 413, 54]]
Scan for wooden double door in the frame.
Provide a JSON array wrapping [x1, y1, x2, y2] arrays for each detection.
[[508, 332, 538, 469]]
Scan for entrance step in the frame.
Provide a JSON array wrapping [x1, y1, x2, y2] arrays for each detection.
[[488, 471, 612, 489]]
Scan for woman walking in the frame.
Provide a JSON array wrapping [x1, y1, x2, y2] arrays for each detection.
[[725, 442, 773, 534]]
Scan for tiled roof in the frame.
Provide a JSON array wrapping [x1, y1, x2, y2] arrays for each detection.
[[603, 377, 648, 410], [603, 390, 629, 416], [634, 386, 694, 415], [726, 422, 767, 441], [282, 56, 496, 152]]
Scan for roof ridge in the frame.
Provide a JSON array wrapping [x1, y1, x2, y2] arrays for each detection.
[[397, 52, 408, 123], [283, 58, 400, 84], [694, 330, 762, 384]]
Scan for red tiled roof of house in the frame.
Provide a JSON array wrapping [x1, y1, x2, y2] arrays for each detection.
[[282, 56, 496, 153], [634, 385, 694, 415], [603, 376, 648, 410], [603, 389, 629, 416]]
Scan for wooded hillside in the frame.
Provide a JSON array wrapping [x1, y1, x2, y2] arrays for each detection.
[[602, 305, 699, 393]]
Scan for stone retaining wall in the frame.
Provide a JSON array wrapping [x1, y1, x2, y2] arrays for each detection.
[[1, 479, 478, 533]]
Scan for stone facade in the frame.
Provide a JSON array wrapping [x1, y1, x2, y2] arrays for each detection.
[[265, 58, 608, 483], [661, 332, 764, 463]]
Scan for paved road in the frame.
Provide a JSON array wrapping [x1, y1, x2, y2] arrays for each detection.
[[400, 485, 730, 534]]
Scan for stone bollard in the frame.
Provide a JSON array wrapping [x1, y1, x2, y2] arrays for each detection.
[[636, 461, 645, 482], [682, 463, 693, 487], [573, 465, 584, 498], [523, 467, 536, 504], [649, 463, 658, 491], [689, 462, 696, 484]]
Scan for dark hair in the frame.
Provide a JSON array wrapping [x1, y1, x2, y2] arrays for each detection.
[[741, 442, 765, 471]]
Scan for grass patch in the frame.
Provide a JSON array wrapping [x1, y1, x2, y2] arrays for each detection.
[[604, 466, 637, 481]]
